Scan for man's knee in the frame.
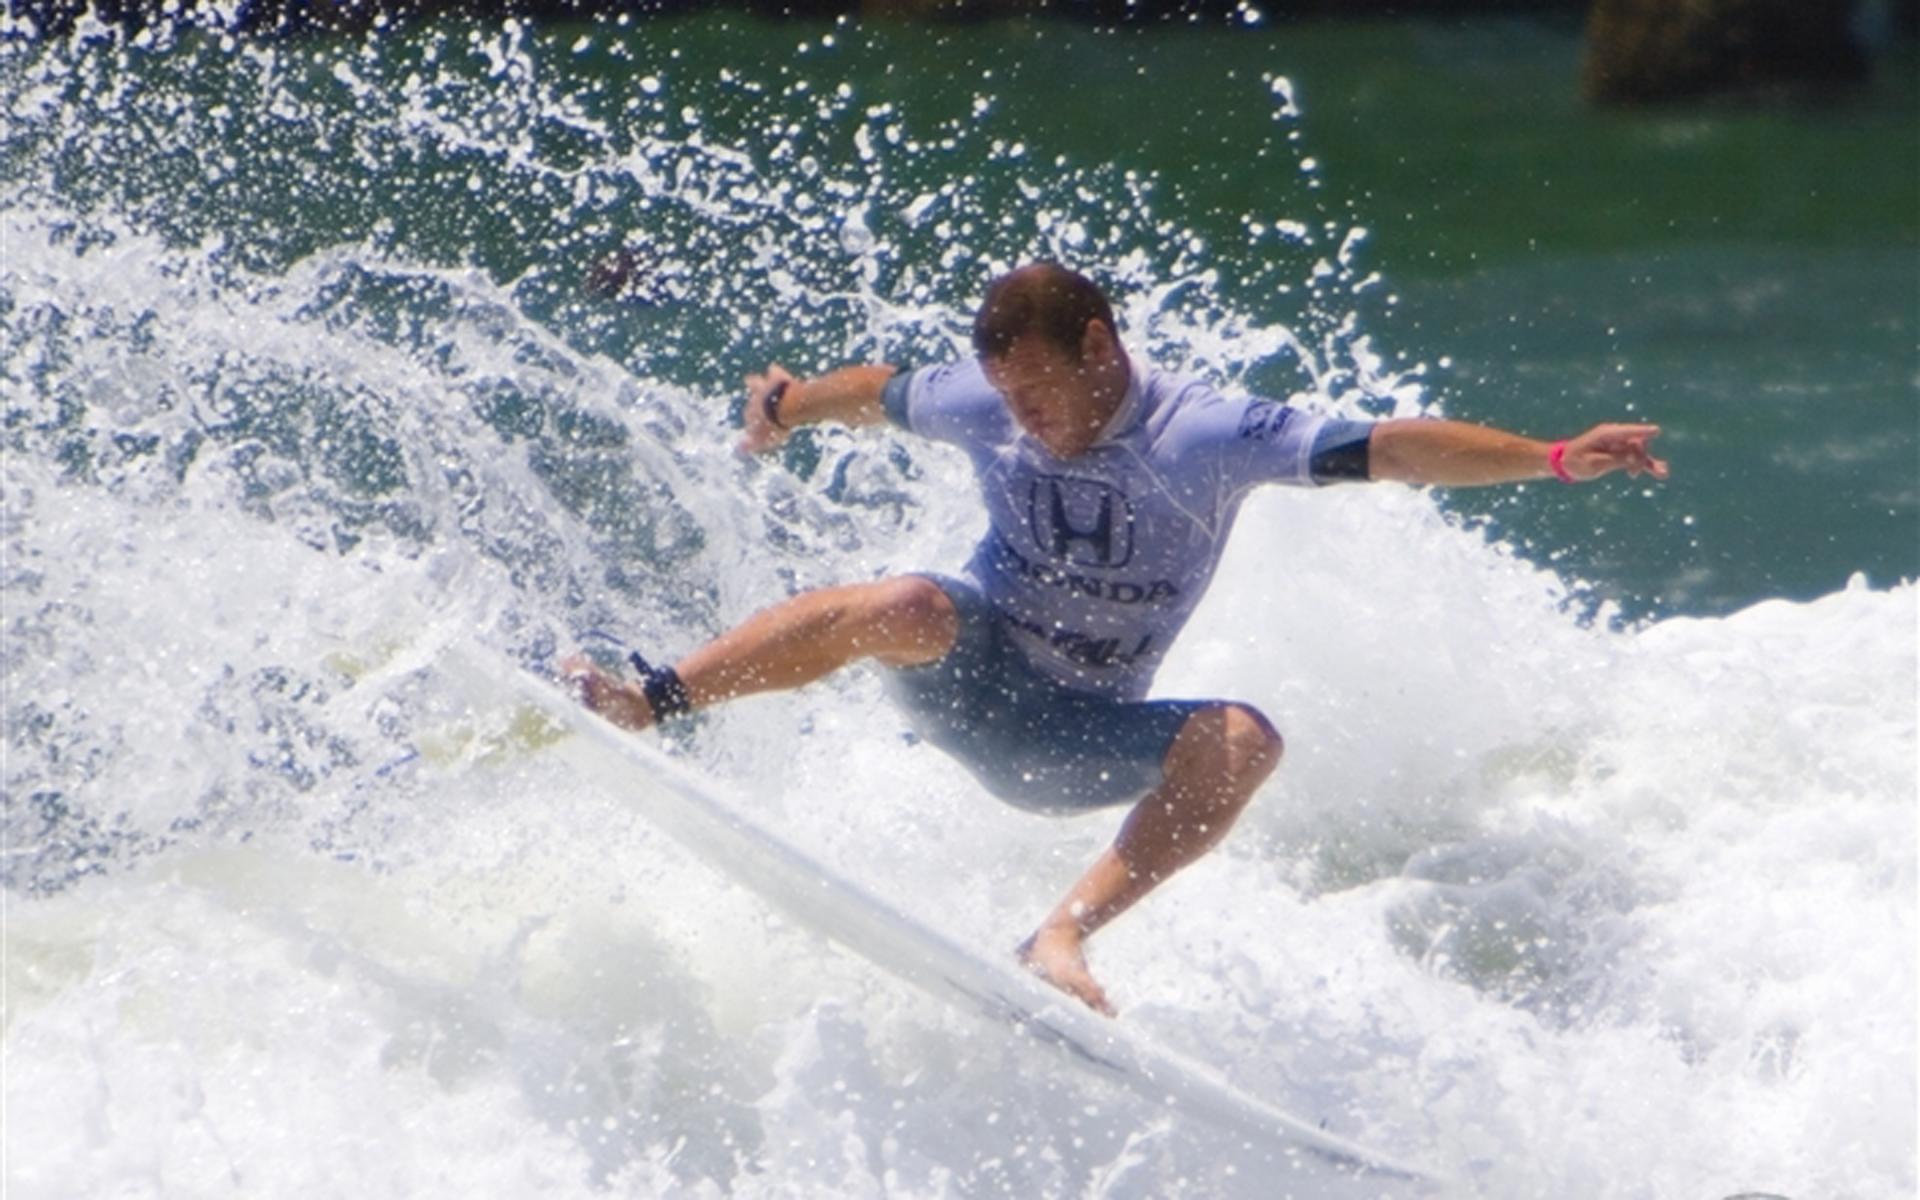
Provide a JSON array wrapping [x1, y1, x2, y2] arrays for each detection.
[[865, 576, 959, 666], [1174, 702, 1285, 788], [1221, 702, 1285, 776]]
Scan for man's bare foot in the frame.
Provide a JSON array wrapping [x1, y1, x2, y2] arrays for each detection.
[[1017, 924, 1116, 1017], [557, 653, 655, 732]]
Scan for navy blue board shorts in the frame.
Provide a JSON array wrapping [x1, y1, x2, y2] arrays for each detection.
[[880, 575, 1216, 814]]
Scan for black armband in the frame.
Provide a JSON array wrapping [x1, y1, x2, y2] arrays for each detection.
[[629, 651, 692, 721], [1308, 419, 1376, 484]]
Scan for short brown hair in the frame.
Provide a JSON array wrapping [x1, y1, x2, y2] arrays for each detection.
[[971, 263, 1118, 362]]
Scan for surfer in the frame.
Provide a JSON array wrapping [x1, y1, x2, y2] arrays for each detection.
[[563, 262, 1667, 1016]]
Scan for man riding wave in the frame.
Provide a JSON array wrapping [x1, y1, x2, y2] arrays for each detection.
[[565, 262, 1667, 1015]]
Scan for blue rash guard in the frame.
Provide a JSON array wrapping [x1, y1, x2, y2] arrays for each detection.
[[883, 354, 1373, 702]]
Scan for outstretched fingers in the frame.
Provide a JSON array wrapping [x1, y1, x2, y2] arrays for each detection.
[[1573, 423, 1669, 481]]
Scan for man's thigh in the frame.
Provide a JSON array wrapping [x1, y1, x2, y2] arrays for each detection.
[[879, 577, 1223, 813]]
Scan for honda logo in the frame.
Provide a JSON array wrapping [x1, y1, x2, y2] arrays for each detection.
[[1028, 476, 1134, 568]]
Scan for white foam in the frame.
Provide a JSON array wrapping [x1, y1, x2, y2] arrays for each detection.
[[3, 33, 1913, 1196]]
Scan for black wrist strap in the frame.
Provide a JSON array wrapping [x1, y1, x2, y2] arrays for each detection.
[[628, 651, 692, 721], [762, 380, 790, 430]]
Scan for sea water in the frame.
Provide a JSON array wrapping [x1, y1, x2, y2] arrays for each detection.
[[3, 12, 1914, 1199]]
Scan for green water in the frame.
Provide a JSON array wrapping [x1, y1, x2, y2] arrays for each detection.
[[813, 15, 1920, 615], [534, 14, 1920, 616], [11, 12, 1916, 617]]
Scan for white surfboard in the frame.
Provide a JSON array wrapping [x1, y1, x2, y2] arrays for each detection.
[[432, 639, 1439, 1186]]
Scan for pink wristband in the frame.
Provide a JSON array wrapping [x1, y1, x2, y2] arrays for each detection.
[[1548, 441, 1576, 484]]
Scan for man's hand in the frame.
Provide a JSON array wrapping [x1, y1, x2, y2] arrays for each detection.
[[1560, 423, 1669, 482], [557, 653, 655, 732], [739, 364, 798, 456]]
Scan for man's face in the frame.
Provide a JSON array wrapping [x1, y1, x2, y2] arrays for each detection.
[[981, 330, 1124, 458]]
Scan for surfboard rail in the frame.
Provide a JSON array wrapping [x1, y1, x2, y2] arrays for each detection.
[[432, 639, 1442, 1186]]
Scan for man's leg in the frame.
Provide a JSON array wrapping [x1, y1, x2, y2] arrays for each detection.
[[563, 576, 959, 730], [1019, 703, 1284, 1015]]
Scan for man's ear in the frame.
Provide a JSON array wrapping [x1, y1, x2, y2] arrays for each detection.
[[1080, 318, 1117, 362]]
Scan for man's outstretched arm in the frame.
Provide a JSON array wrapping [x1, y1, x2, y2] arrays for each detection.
[[738, 363, 897, 455], [1367, 419, 1669, 487]]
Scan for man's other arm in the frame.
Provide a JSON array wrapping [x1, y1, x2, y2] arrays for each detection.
[[1367, 419, 1668, 487], [739, 364, 897, 455]]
